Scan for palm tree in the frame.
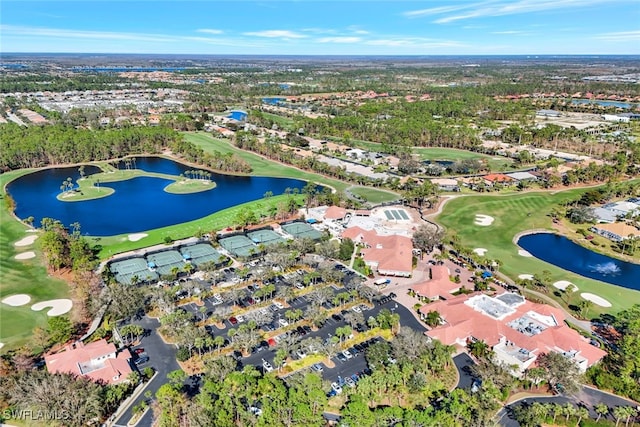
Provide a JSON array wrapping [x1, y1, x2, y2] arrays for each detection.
[[614, 406, 627, 427], [575, 407, 589, 426], [424, 310, 441, 328], [563, 403, 576, 423], [467, 340, 493, 361], [594, 403, 609, 423]]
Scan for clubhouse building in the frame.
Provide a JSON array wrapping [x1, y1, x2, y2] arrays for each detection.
[[420, 291, 606, 376]]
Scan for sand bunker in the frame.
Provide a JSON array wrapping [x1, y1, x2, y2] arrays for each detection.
[[474, 214, 495, 226], [580, 293, 612, 308], [15, 251, 36, 260], [128, 233, 148, 242], [518, 274, 534, 281], [14, 235, 38, 247], [31, 299, 73, 316], [0, 343, 3, 350], [473, 248, 488, 256], [553, 280, 577, 291], [2, 294, 31, 306], [518, 249, 533, 257]]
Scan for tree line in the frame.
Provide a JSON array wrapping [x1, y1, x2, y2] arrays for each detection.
[[0, 123, 251, 174]]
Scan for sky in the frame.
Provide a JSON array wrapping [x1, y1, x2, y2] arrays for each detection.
[[1, 0, 639, 55]]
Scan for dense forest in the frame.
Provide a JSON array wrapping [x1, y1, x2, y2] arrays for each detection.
[[0, 124, 251, 174]]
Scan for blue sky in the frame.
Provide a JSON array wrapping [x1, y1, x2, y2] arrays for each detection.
[[1, 1, 639, 55]]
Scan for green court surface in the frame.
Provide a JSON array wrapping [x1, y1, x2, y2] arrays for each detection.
[[146, 250, 185, 276], [246, 228, 284, 246], [219, 234, 258, 257], [180, 244, 225, 267], [280, 222, 322, 240], [109, 257, 158, 285]]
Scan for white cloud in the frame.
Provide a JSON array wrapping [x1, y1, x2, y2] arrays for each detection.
[[0, 25, 175, 43], [404, 0, 618, 24], [403, 4, 477, 18], [317, 37, 362, 43], [196, 29, 224, 35], [242, 30, 307, 39], [594, 30, 640, 41], [301, 27, 337, 35], [347, 25, 369, 35]]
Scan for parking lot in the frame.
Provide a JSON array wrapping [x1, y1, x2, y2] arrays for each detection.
[[172, 257, 426, 394]]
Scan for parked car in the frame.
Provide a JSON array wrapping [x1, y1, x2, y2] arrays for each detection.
[[331, 382, 343, 394], [336, 353, 348, 362], [134, 356, 149, 365], [133, 347, 145, 355], [262, 360, 274, 372], [342, 350, 353, 360], [345, 377, 356, 388], [278, 318, 289, 327], [229, 316, 238, 325], [311, 363, 324, 373]]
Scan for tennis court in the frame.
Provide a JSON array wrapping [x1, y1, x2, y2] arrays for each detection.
[[146, 250, 186, 276], [109, 257, 158, 285], [180, 244, 226, 267], [384, 208, 410, 221], [246, 228, 284, 246], [219, 234, 258, 258], [281, 221, 322, 240]]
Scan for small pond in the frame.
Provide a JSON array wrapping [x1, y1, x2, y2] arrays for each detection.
[[7, 157, 309, 236], [517, 233, 640, 291]]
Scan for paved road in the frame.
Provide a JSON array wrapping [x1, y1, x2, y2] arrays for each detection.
[[452, 353, 476, 391], [497, 386, 640, 427], [112, 316, 179, 427]]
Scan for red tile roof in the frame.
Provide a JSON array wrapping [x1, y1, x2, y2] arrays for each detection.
[[45, 339, 132, 385], [342, 226, 413, 275], [483, 173, 514, 183], [325, 205, 348, 220], [412, 265, 461, 299], [420, 292, 606, 369]]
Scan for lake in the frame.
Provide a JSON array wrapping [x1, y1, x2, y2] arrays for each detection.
[[7, 157, 308, 236], [517, 233, 640, 291]]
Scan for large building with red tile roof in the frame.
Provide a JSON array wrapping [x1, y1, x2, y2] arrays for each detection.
[[412, 265, 463, 300], [420, 292, 606, 375], [45, 339, 133, 385], [342, 226, 413, 277], [324, 205, 348, 221]]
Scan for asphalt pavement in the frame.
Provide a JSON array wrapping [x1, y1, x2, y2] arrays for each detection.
[[497, 385, 640, 427], [112, 316, 179, 427]]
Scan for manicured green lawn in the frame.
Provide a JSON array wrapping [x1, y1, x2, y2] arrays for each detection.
[[185, 132, 352, 189], [58, 167, 216, 201], [258, 112, 296, 130], [349, 186, 400, 203], [1, 169, 70, 351], [327, 136, 514, 172], [412, 147, 514, 171], [184, 132, 401, 204], [164, 179, 216, 194], [94, 194, 303, 258], [436, 190, 640, 315]]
